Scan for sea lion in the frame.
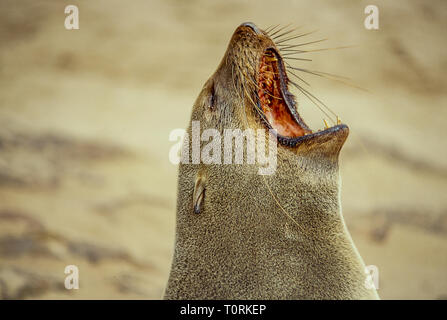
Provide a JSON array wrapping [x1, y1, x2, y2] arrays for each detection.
[[164, 22, 379, 299]]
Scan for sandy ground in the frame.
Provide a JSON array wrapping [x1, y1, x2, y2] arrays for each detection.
[[0, 0, 446, 299]]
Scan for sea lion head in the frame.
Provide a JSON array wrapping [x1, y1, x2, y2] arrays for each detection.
[[191, 21, 348, 160], [166, 22, 377, 300]]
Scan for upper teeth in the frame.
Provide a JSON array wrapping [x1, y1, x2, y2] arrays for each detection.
[[336, 116, 341, 125]]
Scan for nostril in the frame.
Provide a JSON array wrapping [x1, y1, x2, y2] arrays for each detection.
[[240, 22, 262, 35]]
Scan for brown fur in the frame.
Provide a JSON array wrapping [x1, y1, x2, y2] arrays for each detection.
[[164, 23, 379, 299]]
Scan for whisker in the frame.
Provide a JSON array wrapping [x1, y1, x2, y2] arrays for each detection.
[[298, 84, 338, 119], [265, 24, 281, 34], [286, 68, 310, 86], [296, 45, 354, 52], [287, 66, 367, 91], [268, 23, 292, 37], [275, 30, 318, 44], [280, 48, 306, 52], [278, 38, 328, 48], [242, 70, 283, 100], [290, 80, 336, 124], [279, 46, 352, 56], [236, 65, 270, 126], [285, 63, 339, 118], [233, 65, 253, 127], [281, 50, 308, 56], [243, 82, 269, 125], [264, 24, 276, 33], [283, 57, 312, 62], [262, 175, 309, 237], [287, 66, 351, 81], [272, 26, 302, 40]]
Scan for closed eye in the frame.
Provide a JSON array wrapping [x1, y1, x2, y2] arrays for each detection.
[[209, 83, 216, 110]]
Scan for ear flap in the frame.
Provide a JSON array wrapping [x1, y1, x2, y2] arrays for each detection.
[[193, 174, 206, 214]]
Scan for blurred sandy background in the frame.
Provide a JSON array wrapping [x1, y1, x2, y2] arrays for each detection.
[[0, 0, 446, 299]]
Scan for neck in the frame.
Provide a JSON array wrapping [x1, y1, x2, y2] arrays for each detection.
[[165, 158, 379, 299]]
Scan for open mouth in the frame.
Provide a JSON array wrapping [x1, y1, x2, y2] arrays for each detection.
[[256, 48, 341, 147]]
